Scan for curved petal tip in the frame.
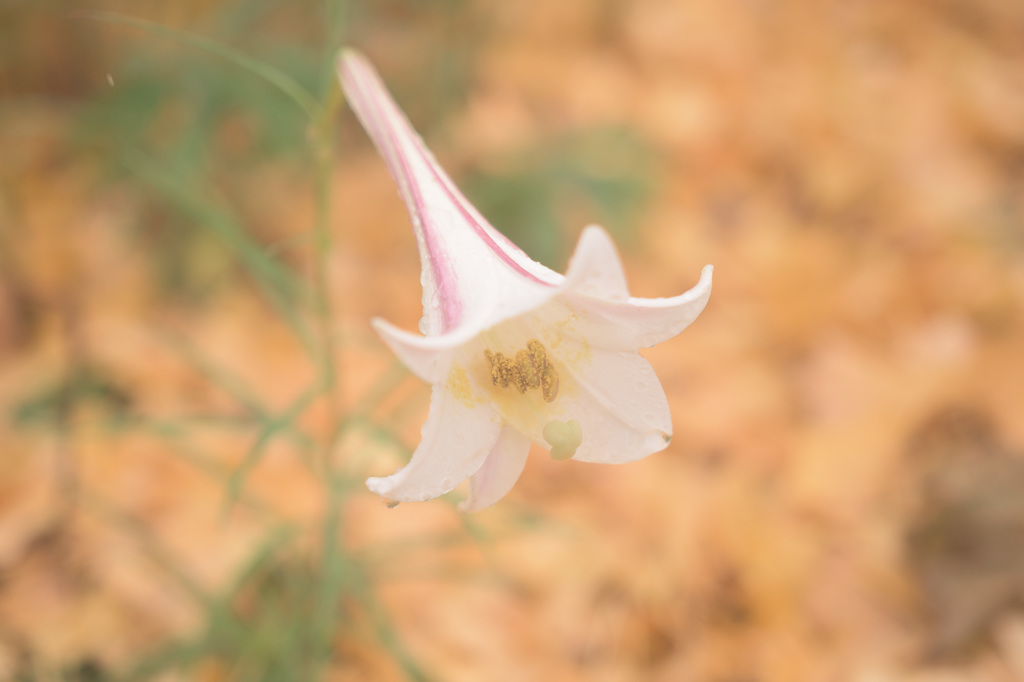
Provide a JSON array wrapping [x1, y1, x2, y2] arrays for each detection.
[[564, 225, 630, 301]]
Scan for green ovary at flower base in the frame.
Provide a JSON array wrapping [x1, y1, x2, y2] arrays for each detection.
[[337, 49, 713, 512]]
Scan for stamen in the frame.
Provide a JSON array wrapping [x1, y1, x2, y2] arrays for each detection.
[[484, 339, 559, 402], [484, 349, 513, 388], [514, 349, 539, 392], [529, 340, 559, 403]]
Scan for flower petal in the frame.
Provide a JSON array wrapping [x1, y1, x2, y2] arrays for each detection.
[[366, 383, 502, 503], [458, 425, 531, 512], [563, 225, 630, 301], [371, 317, 474, 383], [337, 50, 559, 336], [565, 264, 713, 350], [558, 348, 672, 464]]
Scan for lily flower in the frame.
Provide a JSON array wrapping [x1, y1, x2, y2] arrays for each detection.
[[337, 50, 713, 512]]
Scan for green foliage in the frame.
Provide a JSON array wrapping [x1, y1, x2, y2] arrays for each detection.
[[73, 10, 322, 303], [12, 365, 132, 426], [463, 126, 656, 268], [4, 2, 634, 679], [12, 3, 436, 680], [119, 531, 351, 682]]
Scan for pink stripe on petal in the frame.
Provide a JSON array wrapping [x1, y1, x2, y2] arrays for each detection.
[[340, 54, 463, 330], [420, 153, 556, 285], [339, 51, 557, 334]]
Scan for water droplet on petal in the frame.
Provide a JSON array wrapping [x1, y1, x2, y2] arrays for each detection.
[[642, 331, 666, 347]]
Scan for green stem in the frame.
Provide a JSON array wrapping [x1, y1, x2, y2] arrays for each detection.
[[308, 3, 347, 677], [312, 119, 339, 461]]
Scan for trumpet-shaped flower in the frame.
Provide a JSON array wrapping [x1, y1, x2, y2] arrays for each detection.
[[337, 50, 713, 512]]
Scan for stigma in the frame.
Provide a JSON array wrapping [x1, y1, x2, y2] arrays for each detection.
[[543, 419, 582, 460]]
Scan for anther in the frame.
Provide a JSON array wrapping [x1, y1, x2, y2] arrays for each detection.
[[514, 349, 540, 392], [485, 349, 513, 388], [483, 340, 559, 402]]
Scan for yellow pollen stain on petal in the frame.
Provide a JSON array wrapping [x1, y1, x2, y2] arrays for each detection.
[[543, 315, 591, 371], [446, 363, 478, 407], [543, 419, 582, 461]]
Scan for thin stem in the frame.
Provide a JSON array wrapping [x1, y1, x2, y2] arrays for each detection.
[[311, 117, 340, 467], [309, 2, 347, 473], [308, 4, 348, 678]]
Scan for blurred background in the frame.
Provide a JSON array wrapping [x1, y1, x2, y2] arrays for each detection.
[[2, 0, 1024, 680]]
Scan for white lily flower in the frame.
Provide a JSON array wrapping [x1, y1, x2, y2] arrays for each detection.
[[337, 50, 713, 512]]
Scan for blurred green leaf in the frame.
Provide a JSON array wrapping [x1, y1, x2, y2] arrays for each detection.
[[83, 12, 321, 119], [11, 365, 131, 426], [463, 126, 656, 268]]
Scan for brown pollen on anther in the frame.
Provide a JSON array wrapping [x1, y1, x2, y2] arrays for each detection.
[[484, 349, 512, 388], [485, 339, 559, 402]]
